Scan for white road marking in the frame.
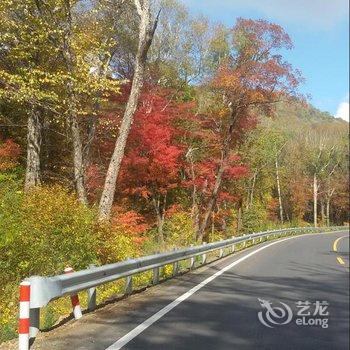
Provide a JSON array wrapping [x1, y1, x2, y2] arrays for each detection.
[[105, 236, 297, 349]]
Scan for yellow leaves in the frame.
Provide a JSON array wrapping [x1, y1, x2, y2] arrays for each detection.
[[0, 0, 122, 118], [218, 106, 230, 119], [0, 184, 98, 338]]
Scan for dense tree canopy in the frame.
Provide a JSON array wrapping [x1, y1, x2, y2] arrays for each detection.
[[1, 0, 347, 238]]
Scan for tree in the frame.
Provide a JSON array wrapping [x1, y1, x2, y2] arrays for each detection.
[[50, 0, 120, 203], [303, 131, 339, 227], [0, 0, 120, 198], [0, 0, 62, 189], [148, 0, 230, 88], [89, 87, 193, 244], [319, 133, 348, 226], [196, 18, 303, 240], [181, 103, 250, 240], [239, 123, 287, 226], [98, 0, 160, 220], [117, 89, 185, 244], [189, 154, 248, 239]]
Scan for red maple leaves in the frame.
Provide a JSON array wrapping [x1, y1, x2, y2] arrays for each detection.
[[0, 139, 21, 171], [118, 90, 185, 198], [88, 85, 251, 237]]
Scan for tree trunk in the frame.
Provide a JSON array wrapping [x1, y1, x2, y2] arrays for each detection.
[[24, 110, 42, 190], [70, 113, 87, 205], [83, 109, 98, 169], [152, 196, 165, 246], [98, 1, 159, 220], [320, 199, 325, 224], [220, 203, 227, 232], [325, 188, 334, 227], [62, 1, 87, 205], [156, 213, 165, 246], [221, 217, 227, 232], [192, 202, 200, 239], [211, 212, 215, 237], [197, 107, 238, 241], [249, 172, 257, 208], [197, 155, 226, 242], [24, 2, 44, 191], [245, 172, 257, 211], [187, 148, 200, 237], [237, 204, 242, 234], [275, 157, 284, 223], [245, 186, 250, 211], [326, 198, 330, 227], [313, 173, 318, 227]]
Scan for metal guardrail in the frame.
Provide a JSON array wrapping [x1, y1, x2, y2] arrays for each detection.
[[22, 225, 347, 345]]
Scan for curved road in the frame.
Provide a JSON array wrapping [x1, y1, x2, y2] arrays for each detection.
[[31, 230, 349, 350]]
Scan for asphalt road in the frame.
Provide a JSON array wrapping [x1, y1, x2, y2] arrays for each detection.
[[29, 230, 349, 350]]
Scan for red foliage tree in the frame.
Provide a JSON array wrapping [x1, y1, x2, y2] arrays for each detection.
[[110, 206, 150, 245], [118, 90, 187, 244], [196, 18, 303, 240], [89, 87, 192, 244]]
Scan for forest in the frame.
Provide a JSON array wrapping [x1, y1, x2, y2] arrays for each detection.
[[0, 0, 348, 342]]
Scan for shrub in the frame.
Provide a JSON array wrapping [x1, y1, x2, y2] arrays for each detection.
[[96, 222, 137, 264], [241, 202, 269, 233], [0, 184, 138, 342], [163, 210, 196, 248], [0, 185, 98, 284]]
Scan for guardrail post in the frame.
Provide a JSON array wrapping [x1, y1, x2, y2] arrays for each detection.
[[124, 257, 133, 295], [18, 281, 30, 350], [219, 240, 224, 258], [125, 275, 133, 295], [172, 249, 178, 276], [87, 264, 97, 311], [64, 267, 82, 320], [202, 242, 207, 264], [29, 308, 40, 340], [231, 237, 235, 253], [189, 244, 195, 270], [190, 256, 195, 270], [153, 267, 159, 284], [172, 261, 178, 276]]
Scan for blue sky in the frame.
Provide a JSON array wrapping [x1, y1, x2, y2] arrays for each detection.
[[185, 0, 349, 121]]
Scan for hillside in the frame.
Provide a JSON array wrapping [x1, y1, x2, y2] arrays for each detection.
[[261, 101, 349, 136], [275, 101, 347, 125]]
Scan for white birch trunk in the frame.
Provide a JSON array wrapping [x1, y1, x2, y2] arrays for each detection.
[[98, 0, 159, 220]]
